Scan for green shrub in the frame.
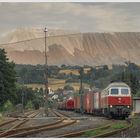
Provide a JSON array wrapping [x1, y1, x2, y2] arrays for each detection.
[[3, 100, 14, 112], [25, 100, 33, 110]]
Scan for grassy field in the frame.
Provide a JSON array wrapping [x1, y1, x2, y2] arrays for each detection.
[[59, 69, 79, 75], [59, 68, 91, 75], [25, 78, 89, 91]]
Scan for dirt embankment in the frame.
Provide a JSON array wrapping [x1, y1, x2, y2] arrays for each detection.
[[0, 28, 140, 66]]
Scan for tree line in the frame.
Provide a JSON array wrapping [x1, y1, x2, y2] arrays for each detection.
[[0, 49, 44, 112], [15, 62, 140, 95]]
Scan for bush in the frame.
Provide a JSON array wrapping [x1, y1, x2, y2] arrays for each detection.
[[33, 99, 40, 110], [63, 85, 74, 90], [135, 90, 140, 97], [25, 100, 33, 110], [0, 113, 3, 120], [3, 100, 14, 112]]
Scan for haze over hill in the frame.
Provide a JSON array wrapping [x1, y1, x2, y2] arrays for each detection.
[[0, 28, 140, 66]]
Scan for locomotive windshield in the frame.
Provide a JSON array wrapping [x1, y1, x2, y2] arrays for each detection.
[[111, 88, 119, 95], [121, 88, 129, 95]]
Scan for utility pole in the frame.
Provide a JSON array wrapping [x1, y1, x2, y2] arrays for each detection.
[[22, 85, 24, 114], [79, 67, 84, 114], [17, 76, 25, 114], [90, 67, 94, 89], [44, 27, 49, 117]]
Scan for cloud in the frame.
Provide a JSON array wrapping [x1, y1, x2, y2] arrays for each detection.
[[0, 2, 140, 38]]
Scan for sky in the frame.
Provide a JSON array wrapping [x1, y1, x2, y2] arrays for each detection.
[[0, 2, 140, 38]]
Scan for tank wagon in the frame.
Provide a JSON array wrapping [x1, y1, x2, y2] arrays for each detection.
[[58, 82, 132, 119]]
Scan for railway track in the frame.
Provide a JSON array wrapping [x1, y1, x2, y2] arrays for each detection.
[[0, 110, 40, 137], [94, 119, 132, 138], [55, 118, 132, 137], [2, 109, 129, 138], [0, 110, 37, 128], [6, 110, 34, 118], [0, 110, 76, 137], [52, 110, 71, 119]]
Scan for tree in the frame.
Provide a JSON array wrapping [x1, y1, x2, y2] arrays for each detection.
[[3, 100, 14, 112], [121, 70, 140, 95], [0, 49, 16, 107], [103, 65, 109, 71], [63, 85, 74, 90], [61, 64, 66, 68], [89, 67, 95, 89], [130, 73, 139, 95], [32, 99, 40, 110]]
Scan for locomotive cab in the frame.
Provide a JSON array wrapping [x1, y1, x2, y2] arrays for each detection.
[[108, 87, 131, 118], [101, 82, 132, 119]]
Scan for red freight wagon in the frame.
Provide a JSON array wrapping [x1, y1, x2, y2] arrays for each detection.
[[66, 98, 74, 110], [83, 91, 94, 114], [74, 94, 81, 112], [93, 89, 101, 115]]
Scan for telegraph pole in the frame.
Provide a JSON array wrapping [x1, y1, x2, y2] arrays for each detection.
[[16, 76, 25, 114], [22, 84, 24, 114], [44, 27, 49, 117], [79, 67, 84, 114]]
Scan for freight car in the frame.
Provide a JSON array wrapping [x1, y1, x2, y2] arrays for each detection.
[[74, 88, 102, 115], [58, 97, 74, 111], [65, 98, 74, 110], [74, 93, 81, 112]]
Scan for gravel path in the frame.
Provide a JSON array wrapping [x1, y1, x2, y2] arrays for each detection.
[[57, 110, 107, 120]]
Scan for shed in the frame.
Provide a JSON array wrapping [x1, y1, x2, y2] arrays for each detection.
[[133, 97, 140, 113]]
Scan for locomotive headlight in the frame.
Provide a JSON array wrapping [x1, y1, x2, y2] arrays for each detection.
[[110, 105, 113, 108], [127, 106, 130, 108]]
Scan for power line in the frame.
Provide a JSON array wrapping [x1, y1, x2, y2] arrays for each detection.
[[0, 33, 81, 46]]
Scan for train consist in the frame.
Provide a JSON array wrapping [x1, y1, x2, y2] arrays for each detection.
[[58, 82, 132, 119]]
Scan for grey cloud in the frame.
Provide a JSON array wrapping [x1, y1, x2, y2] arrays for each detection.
[[0, 2, 140, 38]]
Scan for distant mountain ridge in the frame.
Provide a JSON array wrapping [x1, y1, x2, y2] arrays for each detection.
[[0, 28, 140, 66]]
